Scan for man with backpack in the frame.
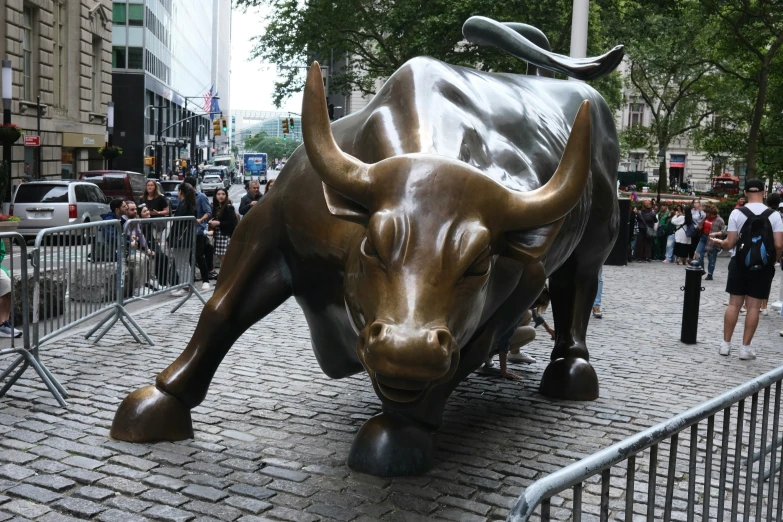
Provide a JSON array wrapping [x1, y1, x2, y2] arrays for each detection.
[[713, 179, 783, 360]]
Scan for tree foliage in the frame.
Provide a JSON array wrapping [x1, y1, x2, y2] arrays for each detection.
[[235, 0, 624, 110], [244, 131, 301, 159]]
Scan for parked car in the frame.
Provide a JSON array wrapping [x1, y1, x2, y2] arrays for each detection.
[[202, 166, 230, 187], [79, 170, 146, 203], [160, 180, 181, 212], [11, 181, 110, 238], [200, 174, 224, 196]]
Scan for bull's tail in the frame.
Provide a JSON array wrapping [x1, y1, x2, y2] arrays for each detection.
[[462, 16, 623, 81]]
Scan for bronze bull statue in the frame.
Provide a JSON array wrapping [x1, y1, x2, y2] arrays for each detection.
[[111, 19, 622, 477]]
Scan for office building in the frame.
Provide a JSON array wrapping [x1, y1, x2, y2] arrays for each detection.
[[111, 0, 231, 176], [0, 0, 113, 183]]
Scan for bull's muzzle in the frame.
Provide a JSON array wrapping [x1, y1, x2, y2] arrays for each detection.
[[363, 321, 458, 404]]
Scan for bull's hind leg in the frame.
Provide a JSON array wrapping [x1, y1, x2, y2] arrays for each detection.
[[539, 252, 602, 400], [110, 208, 292, 442]]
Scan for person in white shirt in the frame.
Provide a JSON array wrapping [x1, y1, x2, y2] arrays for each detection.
[[712, 179, 783, 360]]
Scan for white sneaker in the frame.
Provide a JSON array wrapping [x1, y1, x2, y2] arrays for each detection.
[[507, 353, 536, 364], [170, 288, 188, 297], [201, 282, 211, 291], [719, 341, 731, 356], [148, 279, 161, 291], [739, 345, 757, 360], [0, 321, 22, 338], [762, 308, 769, 316]]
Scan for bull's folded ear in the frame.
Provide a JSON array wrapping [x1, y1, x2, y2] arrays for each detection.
[[502, 219, 564, 264], [323, 183, 370, 225]]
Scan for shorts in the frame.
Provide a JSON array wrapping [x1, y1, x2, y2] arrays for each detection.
[[0, 269, 11, 296], [726, 258, 775, 300]]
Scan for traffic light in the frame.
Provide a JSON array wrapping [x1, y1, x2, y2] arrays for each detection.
[[213, 119, 221, 136], [282, 118, 289, 134], [221, 118, 227, 133], [289, 118, 294, 130]]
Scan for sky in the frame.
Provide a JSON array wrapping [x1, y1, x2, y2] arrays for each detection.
[[229, 6, 303, 113]]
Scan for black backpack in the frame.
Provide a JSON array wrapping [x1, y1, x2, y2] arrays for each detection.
[[736, 207, 776, 272]]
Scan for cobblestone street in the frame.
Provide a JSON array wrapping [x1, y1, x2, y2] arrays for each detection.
[[1, 258, 783, 522]]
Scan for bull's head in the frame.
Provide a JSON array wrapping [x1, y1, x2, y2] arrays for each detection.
[[302, 62, 590, 406]]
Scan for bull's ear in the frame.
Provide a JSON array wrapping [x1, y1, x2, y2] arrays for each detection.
[[323, 183, 370, 225], [502, 219, 564, 264]]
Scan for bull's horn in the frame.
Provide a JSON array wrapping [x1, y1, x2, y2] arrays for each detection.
[[505, 100, 591, 230], [302, 62, 371, 205]]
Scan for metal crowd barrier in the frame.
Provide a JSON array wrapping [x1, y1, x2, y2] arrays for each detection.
[[0, 232, 66, 406], [507, 364, 783, 522], [120, 216, 206, 313]]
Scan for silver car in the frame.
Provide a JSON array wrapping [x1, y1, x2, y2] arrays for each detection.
[[12, 181, 110, 238], [200, 174, 224, 196]]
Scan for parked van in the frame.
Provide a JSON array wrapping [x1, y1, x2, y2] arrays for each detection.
[[79, 170, 146, 202], [11, 181, 110, 238]]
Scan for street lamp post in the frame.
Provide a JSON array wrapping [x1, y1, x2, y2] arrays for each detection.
[[2, 60, 12, 198], [657, 147, 666, 206], [107, 102, 114, 170]]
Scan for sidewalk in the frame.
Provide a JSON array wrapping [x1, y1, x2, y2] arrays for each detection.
[[0, 258, 782, 521]]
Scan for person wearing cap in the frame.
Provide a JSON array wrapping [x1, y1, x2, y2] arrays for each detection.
[[713, 179, 783, 360]]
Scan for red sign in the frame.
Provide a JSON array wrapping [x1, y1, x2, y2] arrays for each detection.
[[23, 136, 40, 147]]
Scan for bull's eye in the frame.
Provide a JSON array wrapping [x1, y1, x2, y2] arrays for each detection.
[[464, 254, 491, 277], [361, 237, 379, 259]]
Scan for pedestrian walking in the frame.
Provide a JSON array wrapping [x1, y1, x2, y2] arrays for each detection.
[[696, 204, 726, 281], [635, 200, 657, 262], [713, 179, 783, 360], [209, 188, 237, 268]]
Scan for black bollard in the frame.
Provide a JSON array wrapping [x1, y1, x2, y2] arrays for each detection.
[[681, 260, 706, 344]]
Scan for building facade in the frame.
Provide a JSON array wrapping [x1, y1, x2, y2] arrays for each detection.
[[0, 0, 113, 186], [110, 0, 230, 177]]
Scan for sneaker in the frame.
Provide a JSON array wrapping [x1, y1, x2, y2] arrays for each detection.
[[208, 271, 219, 280], [719, 341, 731, 356], [201, 282, 211, 291], [663, 260, 670, 263], [592, 306, 602, 319], [148, 279, 161, 291], [0, 321, 22, 338], [762, 308, 769, 316], [507, 353, 536, 364], [705, 274, 713, 281], [170, 288, 188, 298], [739, 345, 757, 360]]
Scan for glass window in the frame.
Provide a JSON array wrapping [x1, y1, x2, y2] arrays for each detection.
[[128, 47, 142, 69], [14, 185, 69, 204], [629, 103, 645, 128], [22, 6, 34, 101], [53, 1, 66, 107], [128, 4, 144, 26], [112, 3, 126, 24], [75, 185, 90, 203], [112, 47, 126, 68]]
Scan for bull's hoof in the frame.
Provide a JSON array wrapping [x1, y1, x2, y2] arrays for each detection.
[[347, 413, 436, 477], [110, 385, 193, 442], [539, 357, 599, 401]]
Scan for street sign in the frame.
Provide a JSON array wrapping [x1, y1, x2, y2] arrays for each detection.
[[23, 136, 40, 147]]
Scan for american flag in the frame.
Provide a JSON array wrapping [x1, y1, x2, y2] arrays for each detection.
[[202, 87, 214, 113]]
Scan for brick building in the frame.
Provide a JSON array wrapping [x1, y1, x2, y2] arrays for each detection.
[[0, 0, 113, 186]]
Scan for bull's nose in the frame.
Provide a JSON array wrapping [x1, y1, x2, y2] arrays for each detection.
[[364, 322, 455, 383]]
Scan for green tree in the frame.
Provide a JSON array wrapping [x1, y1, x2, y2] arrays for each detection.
[[601, 1, 716, 195], [697, 0, 783, 181], [244, 131, 301, 159], [236, 0, 624, 110]]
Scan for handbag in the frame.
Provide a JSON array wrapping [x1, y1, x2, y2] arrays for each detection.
[[645, 226, 656, 238]]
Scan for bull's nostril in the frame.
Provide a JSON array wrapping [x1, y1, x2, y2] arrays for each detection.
[[368, 322, 387, 344], [432, 329, 453, 356]]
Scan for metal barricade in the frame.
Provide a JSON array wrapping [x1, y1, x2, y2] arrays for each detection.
[[507, 365, 783, 521], [120, 216, 206, 313], [0, 232, 66, 406]]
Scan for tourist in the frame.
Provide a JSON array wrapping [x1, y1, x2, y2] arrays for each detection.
[[593, 267, 603, 318], [209, 188, 238, 269], [265, 179, 276, 194], [240, 181, 263, 216], [184, 177, 213, 290], [735, 196, 746, 209], [671, 206, 692, 265], [697, 204, 726, 281], [170, 183, 198, 298], [689, 201, 706, 262], [635, 200, 657, 262], [713, 179, 783, 360], [0, 240, 21, 337], [655, 204, 671, 261], [140, 180, 169, 217], [628, 206, 639, 262]]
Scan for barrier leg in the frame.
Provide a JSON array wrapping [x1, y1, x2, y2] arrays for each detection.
[[92, 313, 120, 344], [0, 354, 25, 384], [0, 357, 29, 397], [85, 310, 115, 340], [170, 284, 206, 314], [118, 307, 155, 346], [25, 354, 68, 407], [32, 347, 69, 398], [118, 315, 144, 345]]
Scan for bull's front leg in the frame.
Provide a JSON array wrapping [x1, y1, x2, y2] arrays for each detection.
[[110, 211, 292, 442], [347, 261, 545, 476]]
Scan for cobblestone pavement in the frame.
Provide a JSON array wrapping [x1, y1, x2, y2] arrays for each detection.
[[1, 258, 783, 522]]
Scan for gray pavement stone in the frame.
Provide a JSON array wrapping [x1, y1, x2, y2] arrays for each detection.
[[53, 496, 107, 518], [4, 260, 783, 520], [7, 484, 61, 504]]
